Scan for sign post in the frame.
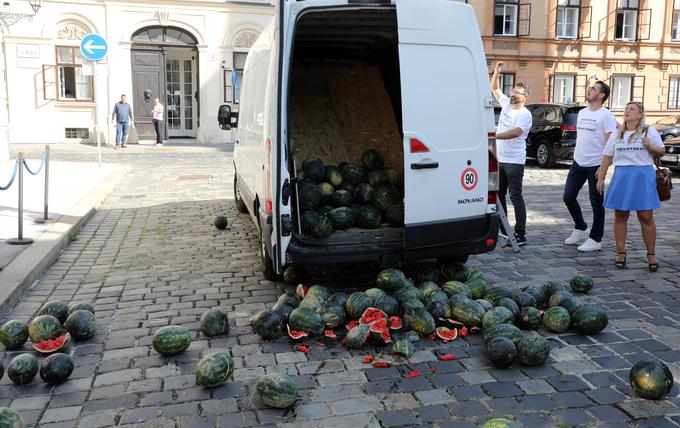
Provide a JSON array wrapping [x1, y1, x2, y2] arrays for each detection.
[[80, 34, 108, 167]]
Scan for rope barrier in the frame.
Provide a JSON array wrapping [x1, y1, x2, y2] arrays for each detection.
[[22, 149, 47, 176], [0, 159, 19, 191]]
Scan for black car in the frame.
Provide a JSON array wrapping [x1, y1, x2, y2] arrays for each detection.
[[652, 115, 680, 142], [660, 136, 680, 172], [524, 103, 585, 168]]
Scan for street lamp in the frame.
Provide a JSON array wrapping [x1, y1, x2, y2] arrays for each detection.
[[0, 0, 42, 27]]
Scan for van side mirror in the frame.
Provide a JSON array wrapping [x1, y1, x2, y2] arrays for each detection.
[[218, 105, 238, 130]]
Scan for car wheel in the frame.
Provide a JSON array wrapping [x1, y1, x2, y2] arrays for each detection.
[[437, 255, 469, 265], [536, 139, 556, 168], [260, 225, 277, 280], [234, 173, 248, 214]]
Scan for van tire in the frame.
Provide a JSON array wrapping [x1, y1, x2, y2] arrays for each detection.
[[437, 255, 469, 265], [260, 226, 277, 280], [234, 174, 248, 214], [535, 138, 556, 168]]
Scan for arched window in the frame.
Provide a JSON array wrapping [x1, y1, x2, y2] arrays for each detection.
[[132, 26, 197, 46]]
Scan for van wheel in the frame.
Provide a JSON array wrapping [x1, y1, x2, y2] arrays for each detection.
[[437, 255, 469, 265], [536, 138, 556, 168], [260, 227, 277, 280], [234, 174, 248, 214]]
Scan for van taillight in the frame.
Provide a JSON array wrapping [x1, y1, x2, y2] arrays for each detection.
[[409, 138, 430, 153], [561, 124, 576, 132], [488, 133, 499, 205], [265, 139, 272, 214]]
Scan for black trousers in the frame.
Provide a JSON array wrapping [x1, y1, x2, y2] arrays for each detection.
[[499, 162, 526, 237], [153, 119, 164, 144]]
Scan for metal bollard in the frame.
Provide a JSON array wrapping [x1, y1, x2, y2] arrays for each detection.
[[34, 145, 51, 223], [8, 153, 33, 245]]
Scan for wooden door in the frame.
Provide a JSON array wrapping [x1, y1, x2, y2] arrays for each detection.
[[131, 49, 165, 139]]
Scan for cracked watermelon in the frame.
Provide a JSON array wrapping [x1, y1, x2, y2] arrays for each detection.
[[39, 353, 74, 384], [345, 323, 372, 349], [346, 292, 373, 320], [257, 373, 298, 408], [38, 301, 69, 324], [196, 352, 234, 388], [288, 308, 324, 336], [201, 309, 229, 337], [64, 310, 96, 341], [32, 333, 70, 354], [152, 325, 192, 356], [391, 339, 414, 358], [7, 354, 38, 385], [0, 320, 28, 349], [27, 315, 62, 343]]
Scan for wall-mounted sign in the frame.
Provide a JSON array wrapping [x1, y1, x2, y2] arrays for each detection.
[[16, 44, 40, 58]]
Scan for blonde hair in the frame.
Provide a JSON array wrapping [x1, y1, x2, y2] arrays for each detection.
[[617, 101, 647, 143]]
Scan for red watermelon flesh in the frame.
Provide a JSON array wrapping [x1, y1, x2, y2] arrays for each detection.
[[32, 333, 70, 353], [360, 308, 387, 325], [369, 318, 392, 343], [435, 327, 458, 342], [389, 316, 403, 330], [287, 325, 309, 340]]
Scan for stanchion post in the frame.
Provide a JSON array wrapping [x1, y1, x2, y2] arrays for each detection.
[[8, 152, 33, 245], [43, 145, 49, 221]]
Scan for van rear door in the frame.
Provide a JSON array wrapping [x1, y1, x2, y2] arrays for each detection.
[[397, 0, 491, 250]]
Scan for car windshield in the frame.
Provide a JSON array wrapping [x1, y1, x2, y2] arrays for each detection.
[[656, 116, 679, 126]]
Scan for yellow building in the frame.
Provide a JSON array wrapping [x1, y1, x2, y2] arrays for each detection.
[[467, 0, 680, 121]]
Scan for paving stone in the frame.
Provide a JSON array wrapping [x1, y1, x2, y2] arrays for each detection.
[[40, 406, 82, 424], [76, 411, 117, 428], [294, 403, 330, 420], [414, 405, 450, 423], [585, 387, 627, 405], [546, 374, 589, 392], [119, 407, 160, 424], [317, 412, 381, 428], [328, 396, 382, 415], [481, 381, 523, 398], [516, 394, 560, 411], [617, 400, 680, 419], [414, 389, 453, 405], [450, 385, 487, 401], [485, 397, 524, 414], [552, 408, 596, 426], [515, 379, 556, 395], [587, 405, 632, 422], [380, 393, 421, 411], [376, 409, 419, 427]]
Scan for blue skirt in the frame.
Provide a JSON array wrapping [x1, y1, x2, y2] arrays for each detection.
[[604, 165, 661, 211]]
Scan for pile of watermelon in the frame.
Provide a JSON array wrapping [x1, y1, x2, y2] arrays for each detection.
[[296, 149, 404, 238]]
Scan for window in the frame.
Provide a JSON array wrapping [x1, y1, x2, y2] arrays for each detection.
[[232, 52, 247, 103], [673, 0, 680, 40], [553, 75, 575, 103], [669, 77, 680, 109], [556, 0, 580, 39], [500, 73, 515, 97], [56, 47, 92, 101], [615, 0, 638, 41], [611, 75, 633, 108], [494, 0, 518, 36], [64, 128, 89, 139]]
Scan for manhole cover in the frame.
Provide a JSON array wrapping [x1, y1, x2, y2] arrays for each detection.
[[178, 175, 212, 180]]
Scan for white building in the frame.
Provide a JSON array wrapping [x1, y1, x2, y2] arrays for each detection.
[[0, 0, 274, 153]]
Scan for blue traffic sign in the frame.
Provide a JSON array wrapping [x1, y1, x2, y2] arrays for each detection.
[[80, 34, 108, 61]]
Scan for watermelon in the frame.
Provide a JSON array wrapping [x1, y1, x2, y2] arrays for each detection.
[[318, 205, 334, 215], [359, 308, 387, 325], [368, 169, 391, 187], [522, 285, 547, 307], [303, 159, 325, 182], [440, 262, 467, 281], [328, 207, 355, 229], [288, 308, 324, 336], [570, 274, 594, 293], [300, 211, 321, 234], [353, 183, 373, 204], [7, 354, 38, 385], [39, 353, 74, 384], [542, 280, 566, 299], [384, 203, 404, 227], [365, 288, 386, 301], [318, 182, 335, 205], [331, 190, 353, 208], [275, 291, 299, 312], [486, 336, 517, 369], [346, 292, 372, 320], [38, 301, 69, 324], [196, 352, 234, 388], [441, 281, 472, 298], [371, 186, 396, 212], [485, 287, 515, 306], [152, 325, 192, 356], [450, 298, 486, 328], [629, 360, 674, 400], [362, 149, 385, 170], [427, 300, 452, 321], [27, 315, 62, 343], [0, 408, 24, 427], [549, 291, 582, 314], [0, 320, 28, 349], [302, 156, 322, 169], [306, 285, 331, 301], [298, 185, 321, 210], [476, 299, 494, 312], [482, 307, 515, 329], [419, 281, 441, 298], [513, 292, 537, 308], [376, 269, 407, 292], [345, 323, 372, 349], [543, 307, 571, 333], [401, 299, 426, 314], [317, 303, 346, 329], [482, 418, 521, 428], [435, 326, 458, 341], [324, 165, 343, 187], [64, 310, 96, 341], [517, 334, 551, 366], [325, 293, 349, 308], [404, 308, 436, 335], [201, 309, 229, 337], [337, 181, 356, 194], [484, 323, 523, 347], [310, 215, 333, 238], [424, 290, 448, 306], [341, 164, 368, 185], [517, 307, 542, 330], [257, 373, 298, 408], [466, 278, 488, 300], [394, 287, 424, 303], [250, 310, 284, 339], [32, 333, 70, 354], [68, 303, 95, 315], [372, 294, 399, 316], [368, 317, 392, 344], [283, 266, 306, 285], [571, 305, 608, 335], [287, 325, 308, 340], [214, 215, 228, 230], [391, 338, 414, 358], [498, 298, 520, 317], [356, 205, 382, 229]]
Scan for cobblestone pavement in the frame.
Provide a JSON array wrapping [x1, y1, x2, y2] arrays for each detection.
[[2, 146, 680, 427]]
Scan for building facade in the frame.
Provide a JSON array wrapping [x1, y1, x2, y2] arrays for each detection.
[[0, 0, 274, 150], [468, 0, 680, 122]]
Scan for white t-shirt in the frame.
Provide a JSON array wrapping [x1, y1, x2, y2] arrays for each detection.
[[603, 127, 664, 166], [152, 103, 164, 121], [573, 107, 618, 167], [496, 95, 533, 164]]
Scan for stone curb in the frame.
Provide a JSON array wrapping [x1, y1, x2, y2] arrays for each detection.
[[0, 164, 129, 317]]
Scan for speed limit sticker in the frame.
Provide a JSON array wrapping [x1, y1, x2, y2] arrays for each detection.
[[461, 167, 478, 191]]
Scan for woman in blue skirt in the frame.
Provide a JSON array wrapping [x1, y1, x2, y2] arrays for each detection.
[[596, 101, 666, 271]]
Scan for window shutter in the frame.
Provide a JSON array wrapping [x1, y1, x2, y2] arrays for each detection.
[[518, 3, 531, 37], [579, 6, 592, 39], [601, 9, 617, 41], [637, 9, 652, 41], [633, 75, 646, 103], [575, 74, 588, 104], [224, 69, 233, 103], [548, 74, 553, 102], [42, 65, 57, 100]]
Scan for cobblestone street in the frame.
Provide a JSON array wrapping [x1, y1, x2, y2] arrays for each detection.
[[2, 145, 680, 427]]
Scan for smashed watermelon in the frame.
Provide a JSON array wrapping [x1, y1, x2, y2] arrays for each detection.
[[32, 333, 70, 354]]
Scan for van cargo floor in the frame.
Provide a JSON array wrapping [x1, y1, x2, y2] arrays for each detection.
[[295, 227, 403, 247]]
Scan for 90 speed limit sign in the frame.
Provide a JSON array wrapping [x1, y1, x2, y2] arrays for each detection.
[[460, 167, 478, 191]]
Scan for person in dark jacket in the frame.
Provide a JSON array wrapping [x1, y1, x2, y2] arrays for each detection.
[[111, 94, 134, 148]]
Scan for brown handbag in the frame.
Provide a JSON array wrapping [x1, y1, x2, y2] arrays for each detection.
[[655, 157, 673, 201]]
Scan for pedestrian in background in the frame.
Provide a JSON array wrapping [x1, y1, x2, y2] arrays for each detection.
[[596, 101, 665, 271], [563, 81, 618, 252], [490, 62, 533, 246], [111, 94, 134, 149], [152, 97, 164, 147]]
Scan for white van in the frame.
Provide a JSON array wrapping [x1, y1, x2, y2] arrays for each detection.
[[218, 0, 500, 279]]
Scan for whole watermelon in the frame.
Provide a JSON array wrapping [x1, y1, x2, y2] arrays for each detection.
[[570, 274, 594, 293], [394, 287, 424, 304], [482, 418, 521, 428], [7, 354, 38, 385], [341, 164, 368, 185], [68, 303, 95, 315], [549, 290, 582, 314], [38, 301, 69, 324], [27, 315, 62, 343], [467, 278, 488, 300], [486, 336, 517, 369], [346, 292, 373, 320], [419, 282, 441, 298], [441, 281, 472, 298], [152, 325, 192, 356], [498, 298, 520, 317], [0, 320, 28, 349], [250, 310, 284, 339], [403, 308, 436, 335], [476, 299, 494, 312], [384, 203, 404, 227], [482, 307, 515, 329], [316, 303, 346, 329], [365, 288, 386, 301], [310, 216, 333, 238], [256, 373, 298, 408], [517, 307, 542, 330], [63, 310, 96, 341], [330, 190, 353, 208], [196, 352, 234, 388], [485, 287, 515, 306], [356, 205, 381, 229], [371, 186, 396, 212], [282, 266, 306, 286], [354, 183, 373, 204], [361, 149, 385, 170], [629, 360, 674, 400], [301, 211, 321, 234], [288, 308, 324, 336], [298, 185, 321, 211], [0, 408, 25, 428], [328, 207, 355, 229], [571, 305, 608, 335], [484, 323, 523, 347], [376, 269, 407, 292], [318, 182, 335, 205], [450, 298, 486, 328], [522, 285, 547, 307], [371, 294, 399, 316], [39, 353, 74, 384], [201, 309, 229, 337], [517, 334, 551, 366], [325, 292, 348, 308], [368, 169, 391, 187], [542, 280, 566, 299], [324, 165, 343, 187], [543, 307, 571, 333], [302, 159, 325, 182]]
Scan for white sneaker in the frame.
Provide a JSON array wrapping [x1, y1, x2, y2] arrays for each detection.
[[564, 228, 590, 245], [577, 238, 602, 252]]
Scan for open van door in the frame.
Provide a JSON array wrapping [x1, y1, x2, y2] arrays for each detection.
[[397, 0, 491, 253]]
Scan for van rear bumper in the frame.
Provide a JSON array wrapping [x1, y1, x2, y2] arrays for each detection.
[[285, 213, 499, 266]]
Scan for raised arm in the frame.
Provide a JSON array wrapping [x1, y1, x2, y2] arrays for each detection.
[[490, 62, 505, 102]]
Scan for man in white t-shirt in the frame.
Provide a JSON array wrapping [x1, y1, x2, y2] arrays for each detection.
[[563, 81, 618, 252], [490, 62, 533, 245], [152, 97, 165, 146]]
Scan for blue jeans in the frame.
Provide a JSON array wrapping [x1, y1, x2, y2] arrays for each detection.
[[563, 161, 604, 242], [115, 122, 129, 146]]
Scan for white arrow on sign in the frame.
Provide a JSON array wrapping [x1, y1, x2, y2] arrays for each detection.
[[82, 39, 107, 55]]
